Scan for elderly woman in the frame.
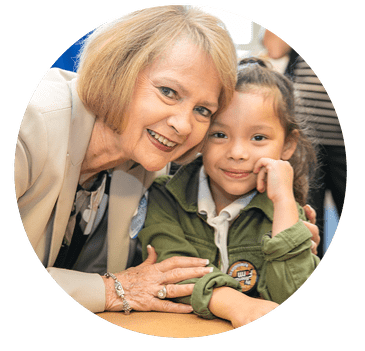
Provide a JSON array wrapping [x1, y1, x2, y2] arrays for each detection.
[[15, 5, 238, 314]]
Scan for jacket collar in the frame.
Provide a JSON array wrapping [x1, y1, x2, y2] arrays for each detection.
[[69, 77, 96, 166], [165, 156, 203, 212]]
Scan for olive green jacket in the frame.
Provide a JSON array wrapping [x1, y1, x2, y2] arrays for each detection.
[[139, 157, 320, 319]]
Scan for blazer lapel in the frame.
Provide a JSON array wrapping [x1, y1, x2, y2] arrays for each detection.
[[107, 162, 144, 272], [108, 163, 168, 272], [48, 78, 95, 267]]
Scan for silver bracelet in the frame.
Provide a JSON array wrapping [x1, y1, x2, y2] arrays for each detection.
[[104, 272, 132, 315]]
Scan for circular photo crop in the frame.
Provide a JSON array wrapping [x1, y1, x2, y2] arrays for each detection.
[[11, 2, 350, 345]]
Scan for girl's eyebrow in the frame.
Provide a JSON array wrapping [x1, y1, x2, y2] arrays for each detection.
[[211, 120, 227, 128], [250, 124, 275, 131]]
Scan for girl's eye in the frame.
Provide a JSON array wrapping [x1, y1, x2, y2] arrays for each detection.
[[252, 135, 266, 141], [211, 132, 227, 139], [159, 87, 177, 99], [194, 106, 212, 118]]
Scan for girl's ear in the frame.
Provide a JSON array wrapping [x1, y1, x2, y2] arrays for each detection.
[[281, 129, 299, 160]]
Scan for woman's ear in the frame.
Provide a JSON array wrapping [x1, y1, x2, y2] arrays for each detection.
[[281, 129, 299, 160]]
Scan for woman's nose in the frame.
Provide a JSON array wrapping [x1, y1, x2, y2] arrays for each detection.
[[167, 109, 193, 136]]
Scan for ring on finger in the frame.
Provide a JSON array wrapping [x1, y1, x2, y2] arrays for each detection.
[[157, 286, 167, 300]]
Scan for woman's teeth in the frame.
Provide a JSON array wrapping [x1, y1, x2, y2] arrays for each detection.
[[148, 130, 177, 147]]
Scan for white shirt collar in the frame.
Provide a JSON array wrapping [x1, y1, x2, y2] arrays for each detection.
[[197, 166, 256, 272], [198, 166, 256, 223]]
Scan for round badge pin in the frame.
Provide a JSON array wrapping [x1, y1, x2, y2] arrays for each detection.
[[227, 260, 259, 293]]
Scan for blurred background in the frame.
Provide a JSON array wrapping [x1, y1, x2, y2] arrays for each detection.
[[52, 5, 347, 257]]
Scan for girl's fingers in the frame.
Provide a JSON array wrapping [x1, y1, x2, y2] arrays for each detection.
[[253, 158, 272, 173], [256, 167, 267, 193]]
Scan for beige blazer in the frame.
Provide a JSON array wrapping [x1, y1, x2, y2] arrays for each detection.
[[15, 68, 167, 312]]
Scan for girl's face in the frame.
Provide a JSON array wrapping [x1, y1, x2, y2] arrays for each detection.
[[119, 39, 222, 172], [202, 91, 296, 206]]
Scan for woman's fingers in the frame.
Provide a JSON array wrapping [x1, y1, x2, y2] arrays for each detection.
[[155, 255, 209, 272], [162, 266, 213, 284], [105, 254, 212, 312], [311, 240, 318, 255], [303, 204, 317, 224], [164, 283, 195, 298], [152, 299, 193, 314], [302, 220, 320, 255], [138, 245, 158, 267], [302, 221, 320, 245]]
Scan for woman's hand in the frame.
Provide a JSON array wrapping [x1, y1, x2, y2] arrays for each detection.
[[303, 204, 320, 255], [102, 245, 212, 313]]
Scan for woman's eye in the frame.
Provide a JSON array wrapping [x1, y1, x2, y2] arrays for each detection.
[[194, 106, 212, 118], [252, 135, 266, 141], [159, 87, 176, 99]]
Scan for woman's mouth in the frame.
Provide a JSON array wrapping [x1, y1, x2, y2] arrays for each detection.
[[147, 129, 177, 151]]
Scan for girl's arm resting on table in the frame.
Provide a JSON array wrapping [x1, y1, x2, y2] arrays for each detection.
[[208, 287, 278, 328]]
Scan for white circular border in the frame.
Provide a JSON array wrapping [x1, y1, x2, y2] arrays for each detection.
[[12, 3, 349, 340]]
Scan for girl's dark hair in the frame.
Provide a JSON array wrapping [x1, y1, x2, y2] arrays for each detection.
[[237, 57, 317, 206]]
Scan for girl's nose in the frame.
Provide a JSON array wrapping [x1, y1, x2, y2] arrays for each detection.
[[167, 109, 193, 136], [227, 140, 249, 161]]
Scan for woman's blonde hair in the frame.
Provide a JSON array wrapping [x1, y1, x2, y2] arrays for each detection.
[[77, 5, 237, 137]]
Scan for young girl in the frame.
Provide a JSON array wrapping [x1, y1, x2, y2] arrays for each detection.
[[138, 57, 320, 328]]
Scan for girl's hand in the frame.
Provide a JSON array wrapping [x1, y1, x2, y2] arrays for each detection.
[[253, 158, 298, 237], [208, 287, 278, 328], [230, 297, 279, 328], [253, 158, 295, 204]]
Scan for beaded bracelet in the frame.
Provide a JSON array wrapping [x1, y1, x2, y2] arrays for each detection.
[[104, 272, 132, 315]]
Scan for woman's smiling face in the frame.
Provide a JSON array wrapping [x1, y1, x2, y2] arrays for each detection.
[[119, 39, 222, 171]]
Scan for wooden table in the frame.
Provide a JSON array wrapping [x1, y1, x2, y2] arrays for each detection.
[[96, 311, 233, 337]]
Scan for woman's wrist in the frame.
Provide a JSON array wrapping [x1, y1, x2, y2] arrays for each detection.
[[102, 274, 126, 312], [104, 272, 132, 314]]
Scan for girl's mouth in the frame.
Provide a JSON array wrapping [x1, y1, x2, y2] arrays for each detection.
[[222, 169, 251, 179], [147, 129, 177, 151]]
